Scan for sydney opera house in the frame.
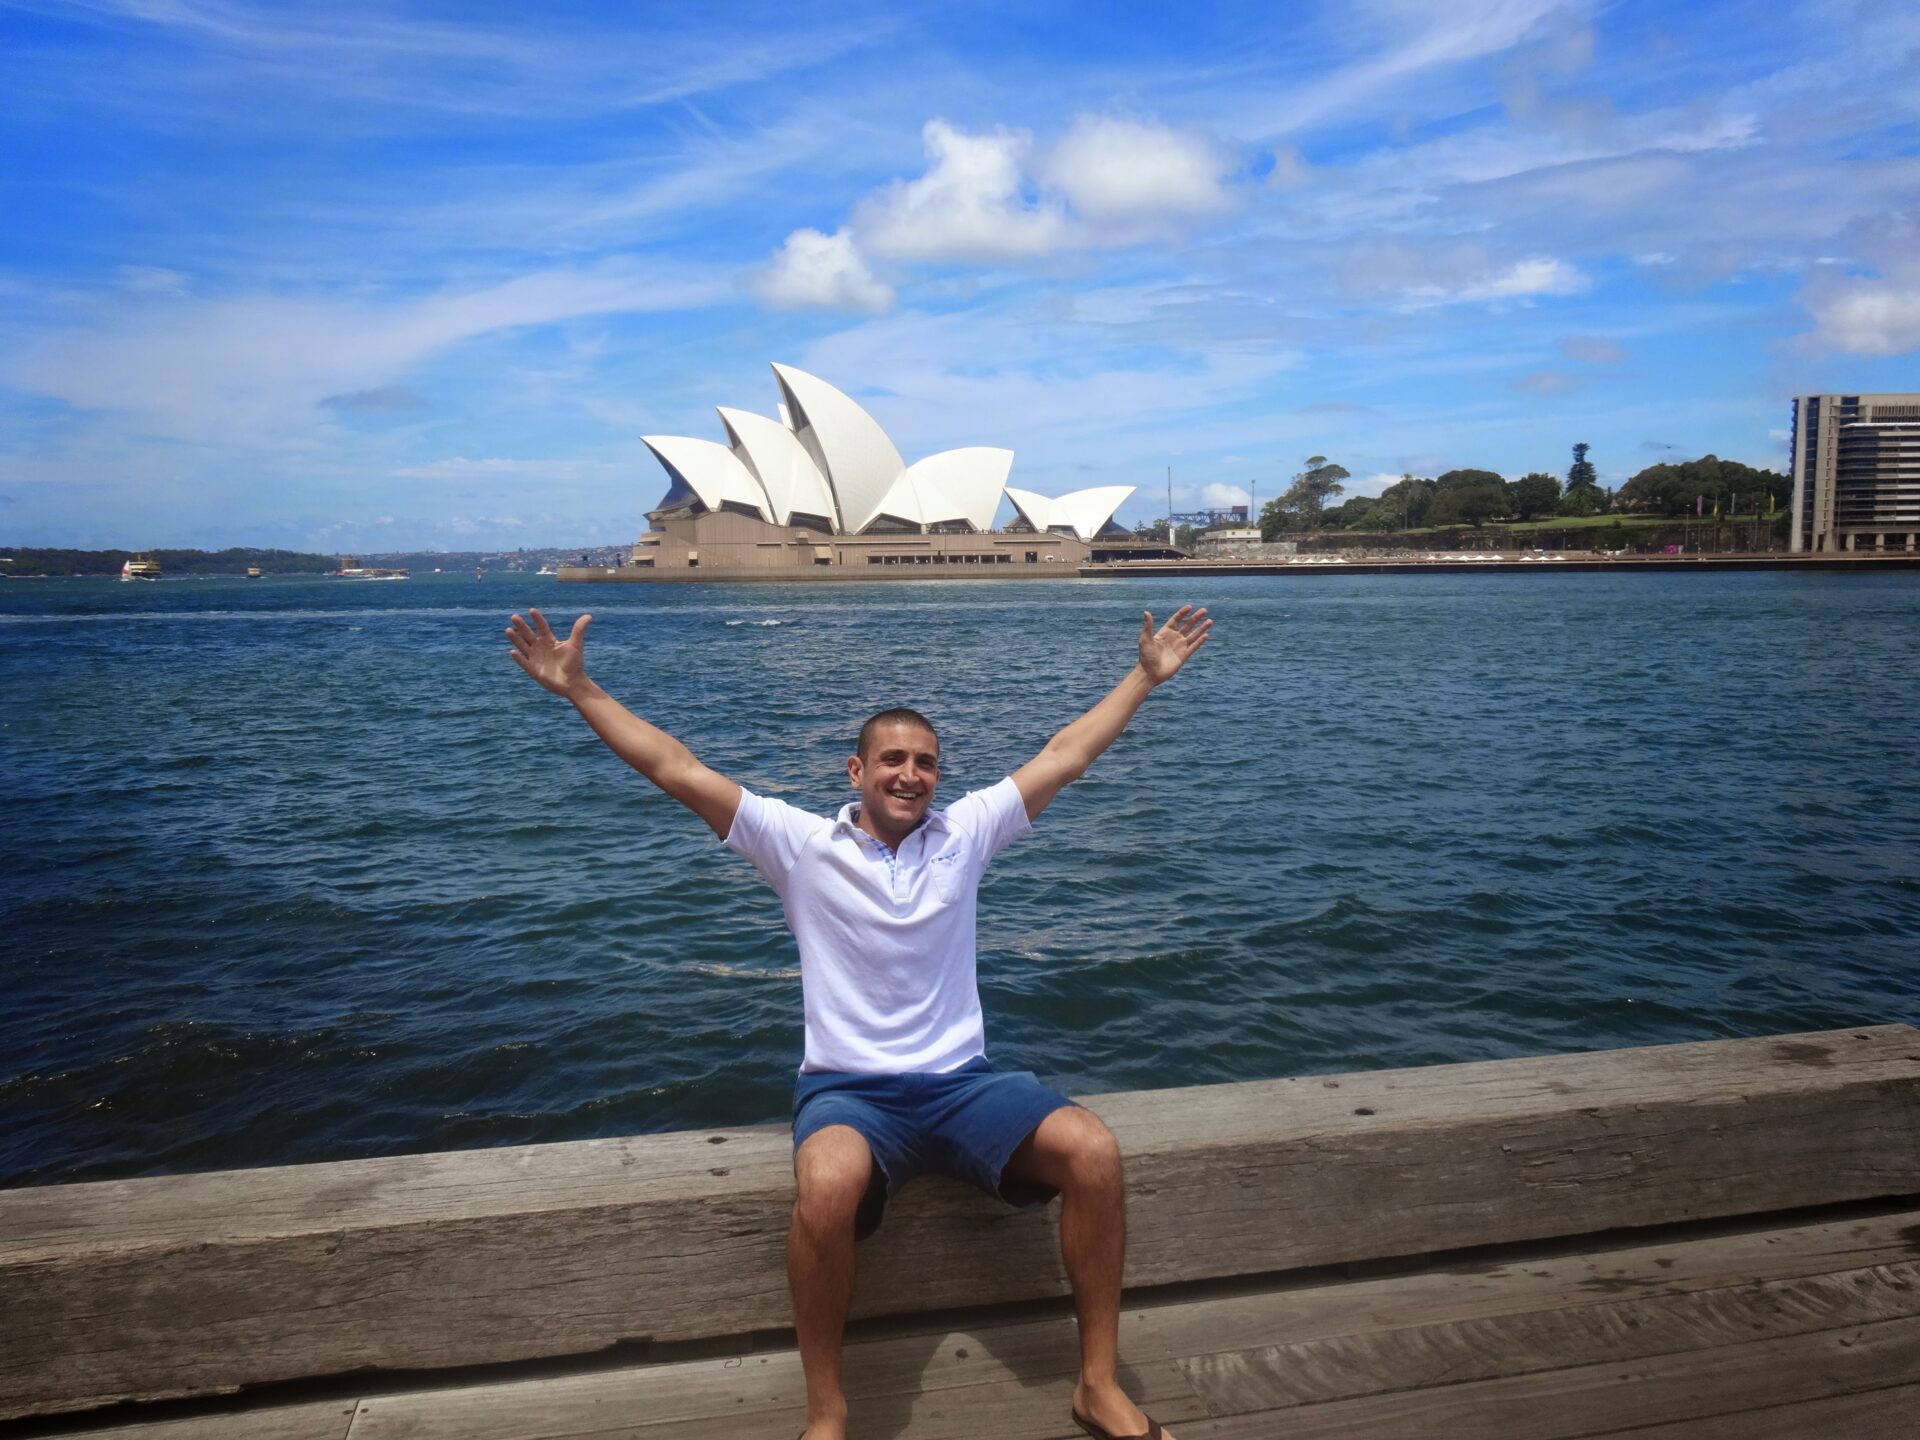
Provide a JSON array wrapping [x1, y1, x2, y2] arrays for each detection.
[[613, 364, 1150, 578]]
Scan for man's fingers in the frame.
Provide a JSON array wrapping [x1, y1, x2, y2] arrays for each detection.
[[1141, 610, 1154, 640], [507, 614, 537, 646], [529, 607, 556, 642], [568, 613, 591, 647], [1185, 618, 1214, 649]]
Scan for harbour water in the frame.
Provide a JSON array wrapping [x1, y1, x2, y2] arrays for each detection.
[[3, 570, 1917, 1189]]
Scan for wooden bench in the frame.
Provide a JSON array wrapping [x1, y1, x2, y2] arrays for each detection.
[[5, 1024, 1919, 1422]]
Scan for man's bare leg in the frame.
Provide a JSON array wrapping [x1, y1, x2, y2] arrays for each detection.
[[790, 1125, 874, 1440], [1006, 1106, 1173, 1439]]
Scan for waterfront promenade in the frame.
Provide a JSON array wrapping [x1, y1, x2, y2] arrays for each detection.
[[7, 1025, 1919, 1437], [558, 551, 1920, 582]]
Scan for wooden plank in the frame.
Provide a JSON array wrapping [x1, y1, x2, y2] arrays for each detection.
[[1602, 1380, 1920, 1437], [77, 1399, 359, 1440], [1174, 1314, 1920, 1439], [6, 1025, 1917, 1418], [1179, 1259, 1920, 1414], [344, 1348, 1205, 1440], [1129, 1206, 1920, 1363]]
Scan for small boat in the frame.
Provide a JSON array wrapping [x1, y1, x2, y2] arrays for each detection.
[[246, 565, 263, 579], [329, 555, 409, 581], [536, 564, 557, 576], [121, 554, 162, 582]]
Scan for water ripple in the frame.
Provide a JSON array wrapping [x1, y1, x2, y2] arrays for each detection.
[[3, 570, 1918, 1187]]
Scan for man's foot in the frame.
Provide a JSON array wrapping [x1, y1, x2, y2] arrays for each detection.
[[1072, 1378, 1174, 1439], [797, 1396, 849, 1440]]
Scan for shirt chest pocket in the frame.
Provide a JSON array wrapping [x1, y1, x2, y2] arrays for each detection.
[[929, 847, 968, 903]]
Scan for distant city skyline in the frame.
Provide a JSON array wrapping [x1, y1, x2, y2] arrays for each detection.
[[3, 0, 1917, 550]]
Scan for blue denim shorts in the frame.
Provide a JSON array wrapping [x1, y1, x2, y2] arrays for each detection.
[[792, 1056, 1076, 1240]]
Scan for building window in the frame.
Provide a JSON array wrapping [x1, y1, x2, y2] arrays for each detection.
[[1025, 550, 1038, 563], [687, 558, 698, 568]]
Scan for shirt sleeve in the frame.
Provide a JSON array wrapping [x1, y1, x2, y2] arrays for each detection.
[[723, 789, 829, 897], [942, 776, 1034, 869]]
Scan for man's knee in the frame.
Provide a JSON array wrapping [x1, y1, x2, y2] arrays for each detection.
[[793, 1125, 874, 1237], [1041, 1107, 1124, 1195]]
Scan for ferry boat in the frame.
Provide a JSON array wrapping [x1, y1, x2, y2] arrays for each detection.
[[246, 565, 263, 579], [121, 554, 162, 582], [328, 555, 409, 581]]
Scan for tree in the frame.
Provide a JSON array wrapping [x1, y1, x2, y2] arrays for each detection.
[[1567, 442, 1599, 492], [1557, 441, 1607, 515], [1616, 454, 1789, 517], [1512, 472, 1561, 521], [1257, 499, 1291, 541], [1262, 454, 1350, 538], [1427, 469, 1511, 526], [1359, 474, 1431, 530], [1324, 494, 1376, 529]]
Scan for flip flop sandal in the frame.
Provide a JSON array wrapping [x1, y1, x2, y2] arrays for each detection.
[[1071, 1408, 1166, 1440]]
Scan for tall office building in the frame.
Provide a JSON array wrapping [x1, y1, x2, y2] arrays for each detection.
[[1789, 393, 1920, 552]]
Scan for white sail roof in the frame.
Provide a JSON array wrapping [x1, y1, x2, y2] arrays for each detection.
[[716, 407, 840, 531], [639, 362, 1133, 544], [770, 363, 905, 536], [640, 435, 772, 522], [900, 448, 1014, 532], [1004, 484, 1134, 541]]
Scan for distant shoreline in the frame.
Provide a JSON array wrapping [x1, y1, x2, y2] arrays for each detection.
[[559, 551, 1920, 583]]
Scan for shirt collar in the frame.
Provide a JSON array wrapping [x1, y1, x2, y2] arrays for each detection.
[[834, 801, 947, 845]]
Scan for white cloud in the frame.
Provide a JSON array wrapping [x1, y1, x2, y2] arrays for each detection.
[[1561, 334, 1627, 363], [1039, 115, 1231, 226], [3, 261, 728, 435], [750, 228, 893, 313], [1267, 146, 1312, 189], [1803, 264, 1920, 356], [833, 115, 1234, 273], [1199, 482, 1250, 507], [391, 457, 616, 481], [1377, 254, 1589, 309], [855, 120, 1072, 263], [1512, 369, 1578, 395], [1251, 0, 1575, 136], [114, 265, 190, 297], [1352, 471, 1405, 498]]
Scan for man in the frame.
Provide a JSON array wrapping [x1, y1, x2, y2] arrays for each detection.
[[506, 602, 1211, 1440]]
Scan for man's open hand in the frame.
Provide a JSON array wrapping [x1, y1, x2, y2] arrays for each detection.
[[1139, 604, 1211, 685], [507, 607, 592, 699]]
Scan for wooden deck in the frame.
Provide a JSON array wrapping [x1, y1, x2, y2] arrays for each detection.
[[32, 1200, 1920, 1438], [8, 1026, 1920, 1438]]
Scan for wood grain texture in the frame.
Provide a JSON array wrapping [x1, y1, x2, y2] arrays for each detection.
[[1174, 1315, 1920, 1439], [6, 1025, 1917, 1419], [1179, 1260, 1920, 1414], [56, 1207, 1920, 1440], [65, 1400, 359, 1439], [1602, 1381, 1920, 1438]]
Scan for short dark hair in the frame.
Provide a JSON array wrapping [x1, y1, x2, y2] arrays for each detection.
[[857, 707, 939, 760]]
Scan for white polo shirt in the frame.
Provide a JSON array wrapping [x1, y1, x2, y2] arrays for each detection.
[[724, 776, 1033, 1074]]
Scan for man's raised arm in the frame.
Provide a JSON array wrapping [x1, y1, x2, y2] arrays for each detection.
[[1012, 604, 1211, 823], [506, 607, 741, 839]]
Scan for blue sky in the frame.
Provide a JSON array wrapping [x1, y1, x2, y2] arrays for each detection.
[[3, 0, 1917, 551]]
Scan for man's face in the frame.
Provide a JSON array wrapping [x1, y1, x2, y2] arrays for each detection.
[[848, 719, 939, 838]]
